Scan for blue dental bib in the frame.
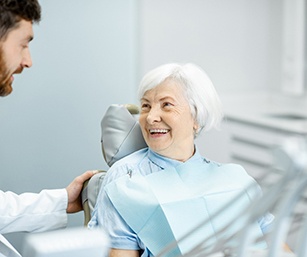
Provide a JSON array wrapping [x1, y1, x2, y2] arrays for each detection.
[[106, 160, 265, 256]]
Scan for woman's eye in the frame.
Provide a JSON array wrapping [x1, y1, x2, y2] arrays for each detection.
[[163, 102, 172, 108], [141, 103, 150, 110]]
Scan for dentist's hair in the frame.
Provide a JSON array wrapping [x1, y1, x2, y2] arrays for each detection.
[[0, 0, 41, 41], [138, 63, 224, 137]]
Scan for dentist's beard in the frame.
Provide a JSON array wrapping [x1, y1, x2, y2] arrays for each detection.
[[0, 77, 13, 96], [0, 46, 13, 96], [0, 65, 13, 96], [0, 47, 23, 96]]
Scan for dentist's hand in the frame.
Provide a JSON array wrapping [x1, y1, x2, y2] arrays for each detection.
[[65, 170, 98, 213]]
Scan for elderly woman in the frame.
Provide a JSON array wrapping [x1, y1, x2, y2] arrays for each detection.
[[89, 63, 274, 257]]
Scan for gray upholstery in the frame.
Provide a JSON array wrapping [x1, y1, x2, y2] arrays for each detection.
[[101, 104, 147, 167], [82, 104, 146, 225], [82, 171, 107, 225]]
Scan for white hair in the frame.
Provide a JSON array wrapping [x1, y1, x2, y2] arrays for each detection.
[[138, 63, 224, 137]]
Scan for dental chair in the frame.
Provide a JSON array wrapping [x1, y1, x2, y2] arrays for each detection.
[[82, 104, 146, 225], [82, 104, 307, 257]]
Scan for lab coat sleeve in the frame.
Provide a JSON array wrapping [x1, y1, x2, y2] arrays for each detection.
[[0, 189, 68, 234]]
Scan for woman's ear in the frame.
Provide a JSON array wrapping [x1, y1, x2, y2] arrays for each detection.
[[193, 122, 200, 134]]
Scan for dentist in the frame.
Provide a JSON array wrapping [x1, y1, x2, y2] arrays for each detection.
[[0, 0, 96, 256]]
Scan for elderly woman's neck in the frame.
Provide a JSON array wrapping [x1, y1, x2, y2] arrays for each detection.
[[181, 146, 196, 162], [165, 145, 196, 162]]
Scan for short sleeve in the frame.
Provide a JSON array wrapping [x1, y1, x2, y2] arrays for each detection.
[[88, 177, 141, 250]]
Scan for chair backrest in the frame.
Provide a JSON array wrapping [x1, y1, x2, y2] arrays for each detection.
[[82, 104, 147, 225], [101, 104, 146, 167], [82, 171, 107, 226]]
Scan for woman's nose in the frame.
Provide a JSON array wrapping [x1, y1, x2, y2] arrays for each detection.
[[146, 107, 161, 124], [21, 48, 33, 68]]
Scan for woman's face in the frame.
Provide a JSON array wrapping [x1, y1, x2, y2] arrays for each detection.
[[139, 79, 197, 162]]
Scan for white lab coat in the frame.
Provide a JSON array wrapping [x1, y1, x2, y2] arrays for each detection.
[[0, 189, 68, 257]]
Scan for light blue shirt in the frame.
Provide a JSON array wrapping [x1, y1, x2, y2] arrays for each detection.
[[89, 147, 274, 256]]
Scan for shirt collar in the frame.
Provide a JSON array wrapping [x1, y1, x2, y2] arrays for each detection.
[[147, 146, 203, 170]]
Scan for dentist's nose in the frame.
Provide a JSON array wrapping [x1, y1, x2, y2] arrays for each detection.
[[21, 48, 33, 68]]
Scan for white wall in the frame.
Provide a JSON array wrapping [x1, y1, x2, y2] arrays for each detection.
[[138, 0, 283, 161], [139, 0, 283, 94], [0, 0, 138, 252]]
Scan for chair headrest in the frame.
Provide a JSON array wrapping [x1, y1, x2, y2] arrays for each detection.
[[101, 104, 147, 167]]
